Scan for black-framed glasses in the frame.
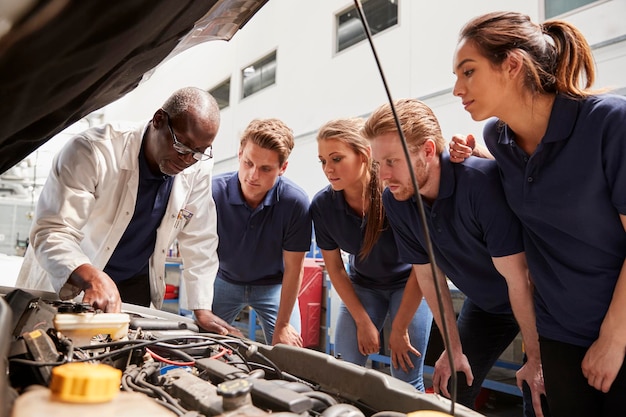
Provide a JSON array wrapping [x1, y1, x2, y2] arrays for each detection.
[[163, 111, 213, 161]]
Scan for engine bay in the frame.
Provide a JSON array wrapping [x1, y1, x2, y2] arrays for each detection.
[[1, 287, 480, 417]]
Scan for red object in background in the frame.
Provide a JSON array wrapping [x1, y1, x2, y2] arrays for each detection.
[[474, 388, 492, 411], [298, 258, 323, 348], [164, 284, 179, 300]]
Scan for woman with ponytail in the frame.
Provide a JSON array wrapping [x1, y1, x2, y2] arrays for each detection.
[[451, 11, 626, 416], [310, 118, 432, 390]]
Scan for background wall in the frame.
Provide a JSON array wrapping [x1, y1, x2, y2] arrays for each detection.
[[99, 0, 626, 199]]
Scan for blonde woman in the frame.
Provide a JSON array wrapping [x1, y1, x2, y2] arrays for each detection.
[[310, 118, 432, 390]]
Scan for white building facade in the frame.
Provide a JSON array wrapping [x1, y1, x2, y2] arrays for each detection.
[[102, 0, 626, 198]]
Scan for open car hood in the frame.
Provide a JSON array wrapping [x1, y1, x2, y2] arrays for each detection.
[[0, 0, 267, 174]]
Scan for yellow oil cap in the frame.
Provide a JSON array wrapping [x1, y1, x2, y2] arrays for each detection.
[[50, 363, 122, 403]]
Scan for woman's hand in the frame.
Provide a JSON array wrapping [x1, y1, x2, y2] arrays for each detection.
[[449, 134, 476, 163]]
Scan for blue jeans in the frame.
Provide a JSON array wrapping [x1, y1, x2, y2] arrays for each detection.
[[454, 298, 544, 417], [212, 277, 301, 344], [333, 283, 433, 391]]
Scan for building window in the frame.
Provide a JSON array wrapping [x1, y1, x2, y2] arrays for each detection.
[[209, 78, 230, 110], [336, 0, 398, 53], [544, 0, 597, 18], [242, 51, 277, 99]]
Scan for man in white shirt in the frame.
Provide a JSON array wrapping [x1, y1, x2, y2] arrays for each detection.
[[16, 87, 241, 336]]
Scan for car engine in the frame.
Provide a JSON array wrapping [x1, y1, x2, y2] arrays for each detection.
[[1, 288, 481, 417]]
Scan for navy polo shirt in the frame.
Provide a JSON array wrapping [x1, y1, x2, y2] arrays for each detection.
[[105, 145, 174, 282], [484, 93, 626, 347], [384, 152, 524, 314], [212, 172, 312, 285], [311, 185, 411, 290]]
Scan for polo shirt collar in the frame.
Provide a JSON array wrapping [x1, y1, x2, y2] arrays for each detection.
[[139, 143, 168, 181], [410, 151, 454, 204], [543, 94, 579, 143], [226, 171, 282, 207], [262, 177, 282, 206], [437, 151, 455, 200], [329, 187, 362, 219], [498, 93, 579, 146]]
